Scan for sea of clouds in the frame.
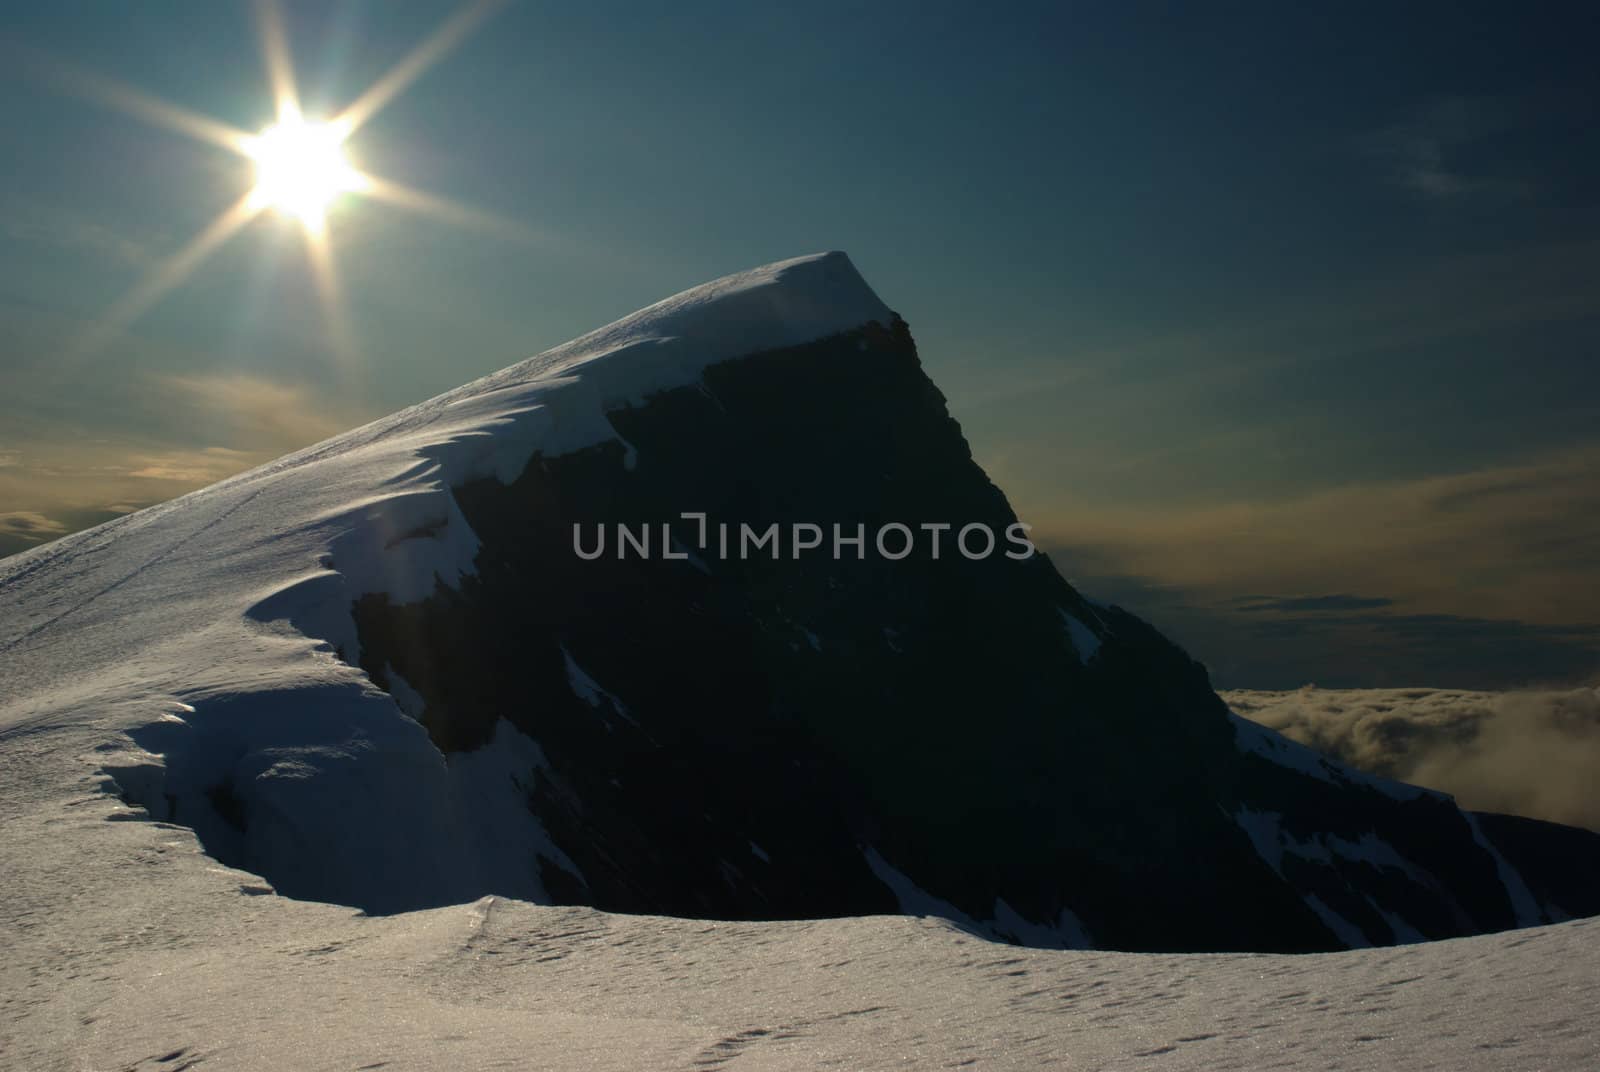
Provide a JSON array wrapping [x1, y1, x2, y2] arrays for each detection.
[[1221, 684, 1600, 832]]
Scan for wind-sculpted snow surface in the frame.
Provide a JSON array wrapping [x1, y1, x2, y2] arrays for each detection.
[[2, 767, 1598, 1071], [0, 253, 1596, 970]]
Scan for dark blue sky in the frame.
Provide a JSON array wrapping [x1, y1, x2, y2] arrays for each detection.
[[2, 1, 1596, 686]]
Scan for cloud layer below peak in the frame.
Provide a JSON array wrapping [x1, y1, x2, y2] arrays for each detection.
[[1224, 684, 1600, 832]]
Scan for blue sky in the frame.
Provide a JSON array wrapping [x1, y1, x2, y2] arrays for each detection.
[[1, 1, 1596, 687]]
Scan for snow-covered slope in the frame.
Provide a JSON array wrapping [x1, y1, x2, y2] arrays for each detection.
[[0, 252, 896, 910], [3, 250, 1599, 1067]]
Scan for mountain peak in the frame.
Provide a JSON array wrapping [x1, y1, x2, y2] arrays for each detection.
[[475, 250, 896, 406], [6, 254, 1595, 953]]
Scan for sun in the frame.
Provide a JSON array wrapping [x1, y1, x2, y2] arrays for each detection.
[[37, 0, 518, 362], [244, 115, 364, 229]]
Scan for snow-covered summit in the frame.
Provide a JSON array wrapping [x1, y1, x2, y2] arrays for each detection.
[[4, 251, 897, 616], [479, 249, 895, 402], [0, 251, 903, 914]]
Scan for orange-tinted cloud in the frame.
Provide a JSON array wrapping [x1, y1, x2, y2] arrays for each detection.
[[0, 372, 370, 557], [1032, 442, 1600, 629], [0, 510, 69, 541]]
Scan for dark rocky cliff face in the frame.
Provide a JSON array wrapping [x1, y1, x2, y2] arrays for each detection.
[[345, 317, 1600, 952]]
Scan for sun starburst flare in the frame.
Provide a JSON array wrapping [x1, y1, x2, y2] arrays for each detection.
[[19, 0, 517, 363], [244, 117, 365, 232]]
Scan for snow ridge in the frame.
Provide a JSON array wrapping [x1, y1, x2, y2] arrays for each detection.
[[0, 252, 896, 917]]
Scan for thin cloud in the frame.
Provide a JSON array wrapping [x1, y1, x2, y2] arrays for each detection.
[[1234, 594, 1395, 613], [1368, 94, 1528, 200], [1035, 442, 1600, 689], [955, 237, 1598, 413], [123, 446, 256, 483], [1, 441, 259, 513], [1055, 565, 1598, 691], [0, 202, 159, 267], [0, 373, 371, 559], [1032, 441, 1600, 630], [157, 373, 360, 450], [0, 510, 69, 541]]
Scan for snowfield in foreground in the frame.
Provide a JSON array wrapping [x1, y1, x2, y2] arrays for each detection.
[[2, 746, 1596, 1071], [2, 251, 1596, 1068]]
